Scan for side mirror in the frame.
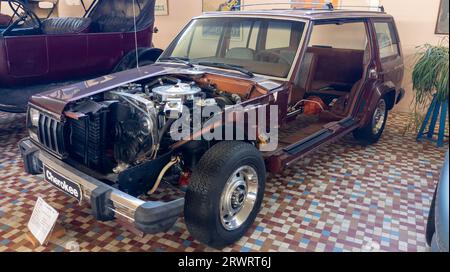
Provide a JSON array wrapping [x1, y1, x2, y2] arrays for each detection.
[[38, 2, 55, 9]]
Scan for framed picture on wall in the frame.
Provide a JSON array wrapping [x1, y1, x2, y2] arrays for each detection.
[[202, 0, 241, 12], [155, 0, 169, 16], [435, 0, 449, 34]]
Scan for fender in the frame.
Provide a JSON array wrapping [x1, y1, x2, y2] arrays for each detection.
[[113, 47, 163, 72], [357, 80, 397, 128]]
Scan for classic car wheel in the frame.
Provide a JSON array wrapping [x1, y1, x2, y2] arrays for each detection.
[[184, 141, 266, 248], [353, 97, 388, 144]]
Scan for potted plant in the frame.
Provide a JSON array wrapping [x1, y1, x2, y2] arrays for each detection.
[[411, 38, 449, 147]]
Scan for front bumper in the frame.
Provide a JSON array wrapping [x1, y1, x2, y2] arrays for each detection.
[[19, 138, 184, 234]]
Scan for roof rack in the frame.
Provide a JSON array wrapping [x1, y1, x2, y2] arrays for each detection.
[[338, 5, 385, 12], [236, 2, 334, 10], [236, 2, 385, 12]]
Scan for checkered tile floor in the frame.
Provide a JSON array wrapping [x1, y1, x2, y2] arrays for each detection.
[[0, 111, 447, 252]]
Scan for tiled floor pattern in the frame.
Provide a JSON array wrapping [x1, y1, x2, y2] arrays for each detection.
[[0, 111, 447, 252]]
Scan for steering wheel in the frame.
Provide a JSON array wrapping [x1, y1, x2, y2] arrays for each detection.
[[255, 50, 292, 66], [4, 0, 41, 34]]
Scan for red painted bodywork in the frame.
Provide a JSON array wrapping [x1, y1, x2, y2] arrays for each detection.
[[0, 29, 153, 87]]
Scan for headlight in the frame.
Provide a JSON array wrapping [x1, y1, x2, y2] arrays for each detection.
[[29, 107, 40, 127], [28, 107, 40, 142]]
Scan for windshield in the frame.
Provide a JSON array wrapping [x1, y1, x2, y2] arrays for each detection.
[[161, 17, 306, 78]]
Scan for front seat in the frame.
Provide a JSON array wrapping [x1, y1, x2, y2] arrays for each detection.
[[42, 18, 92, 35], [289, 51, 317, 105], [0, 14, 11, 25]]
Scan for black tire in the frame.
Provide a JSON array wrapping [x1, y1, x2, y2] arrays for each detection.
[[353, 97, 388, 144], [426, 188, 437, 247], [184, 141, 266, 248], [113, 57, 155, 72], [137, 59, 154, 67]]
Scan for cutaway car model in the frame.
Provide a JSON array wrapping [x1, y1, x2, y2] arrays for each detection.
[[0, 0, 162, 112], [20, 5, 405, 248]]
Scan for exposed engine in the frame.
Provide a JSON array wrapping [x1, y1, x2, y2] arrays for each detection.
[[64, 75, 242, 195]]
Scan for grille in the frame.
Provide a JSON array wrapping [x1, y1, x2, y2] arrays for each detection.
[[68, 111, 108, 171], [37, 114, 66, 156]]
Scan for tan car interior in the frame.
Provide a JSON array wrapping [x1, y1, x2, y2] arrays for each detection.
[[281, 22, 369, 145]]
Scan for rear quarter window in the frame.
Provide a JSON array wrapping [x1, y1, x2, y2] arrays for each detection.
[[374, 22, 400, 59]]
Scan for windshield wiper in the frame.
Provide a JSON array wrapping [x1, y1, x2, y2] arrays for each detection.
[[158, 56, 194, 68], [196, 62, 254, 78]]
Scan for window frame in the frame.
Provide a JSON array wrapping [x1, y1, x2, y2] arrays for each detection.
[[293, 18, 373, 87], [372, 19, 401, 61], [307, 19, 370, 51]]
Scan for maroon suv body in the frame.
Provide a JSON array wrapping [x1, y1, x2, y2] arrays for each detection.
[[20, 6, 405, 248], [0, 0, 162, 112]]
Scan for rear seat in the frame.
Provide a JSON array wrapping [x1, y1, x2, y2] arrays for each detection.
[[290, 47, 364, 105], [42, 18, 91, 35], [306, 47, 364, 94]]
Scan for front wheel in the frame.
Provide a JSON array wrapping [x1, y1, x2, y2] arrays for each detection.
[[184, 141, 266, 248], [353, 97, 388, 144]]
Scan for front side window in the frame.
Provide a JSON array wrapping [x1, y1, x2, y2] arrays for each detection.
[[162, 17, 306, 78], [374, 22, 400, 59]]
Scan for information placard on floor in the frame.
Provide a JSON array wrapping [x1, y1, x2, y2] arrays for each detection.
[[27, 197, 59, 246]]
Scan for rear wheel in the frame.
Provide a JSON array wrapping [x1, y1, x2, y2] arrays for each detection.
[[353, 97, 388, 144], [184, 141, 266, 248]]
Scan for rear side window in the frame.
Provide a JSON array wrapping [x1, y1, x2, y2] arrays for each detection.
[[308, 22, 368, 50], [374, 22, 400, 58]]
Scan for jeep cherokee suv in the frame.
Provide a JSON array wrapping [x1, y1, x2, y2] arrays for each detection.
[[20, 5, 404, 248]]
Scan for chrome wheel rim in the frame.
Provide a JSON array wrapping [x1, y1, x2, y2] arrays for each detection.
[[372, 99, 386, 135], [220, 165, 258, 231]]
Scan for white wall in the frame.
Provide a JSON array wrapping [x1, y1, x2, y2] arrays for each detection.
[[380, 0, 448, 112]]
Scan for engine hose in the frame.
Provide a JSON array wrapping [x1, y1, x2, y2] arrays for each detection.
[[147, 156, 180, 195], [158, 118, 176, 144], [151, 118, 176, 159]]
